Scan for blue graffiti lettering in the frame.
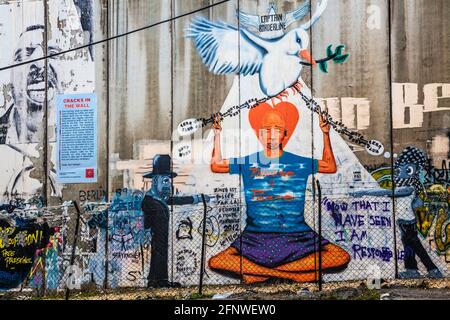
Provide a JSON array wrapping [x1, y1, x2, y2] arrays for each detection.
[[352, 244, 393, 262]]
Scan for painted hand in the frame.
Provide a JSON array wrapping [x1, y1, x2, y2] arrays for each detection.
[[212, 113, 222, 135], [318, 106, 331, 134]]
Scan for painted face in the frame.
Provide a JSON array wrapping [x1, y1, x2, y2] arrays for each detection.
[[178, 222, 192, 239], [260, 127, 285, 151], [11, 26, 61, 141], [153, 175, 172, 198], [394, 163, 419, 186], [295, 29, 309, 49], [285, 28, 308, 54], [259, 111, 287, 151], [114, 214, 132, 234]]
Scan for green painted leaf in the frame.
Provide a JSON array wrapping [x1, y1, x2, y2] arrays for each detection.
[[326, 45, 333, 58], [335, 45, 345, 56], [333, 53, 350, 64], [319, 61, 328, 73]]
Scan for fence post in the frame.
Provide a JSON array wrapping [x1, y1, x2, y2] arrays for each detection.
[[198, 194, 208, 296], [316, 180, 323, 292], [65, 200, 82, 301], [104, 206, 109, 290], [391, 182, 399, 279]]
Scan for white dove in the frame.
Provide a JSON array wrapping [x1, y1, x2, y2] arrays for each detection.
[[186, 0, 328, 99]]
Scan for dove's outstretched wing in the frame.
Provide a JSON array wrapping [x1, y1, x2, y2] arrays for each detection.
[[185, 17, 267, 76], [284, 2, 311, 29], [236, 9, 260, 30]]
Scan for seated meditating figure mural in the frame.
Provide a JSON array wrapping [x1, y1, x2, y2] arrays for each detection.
[[208, 103, 351, 284]]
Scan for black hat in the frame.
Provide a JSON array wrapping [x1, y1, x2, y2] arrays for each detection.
[[143, 154, 178, 178]]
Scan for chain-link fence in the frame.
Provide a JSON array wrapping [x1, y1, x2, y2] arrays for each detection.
[[1, 181, 449, 300]]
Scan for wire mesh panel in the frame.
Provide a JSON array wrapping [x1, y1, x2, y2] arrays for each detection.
[[394, 189, 449, 280], [103, 189, 150, 289], [170, 188, 245, 287], [1, 185, 450, 299], [318, 190, 395, 286], [202, 186, 395, 287], [0, 201, 80, 296]]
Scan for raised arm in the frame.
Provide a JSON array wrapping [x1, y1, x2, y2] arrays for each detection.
[[317, 109, 337, 174], [211, 114, 230, 173], [168, 194, 212, 205]]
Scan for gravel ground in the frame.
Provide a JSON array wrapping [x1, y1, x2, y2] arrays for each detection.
[[381, 279, 450, 300], [3, 279, 450, 300], [0, 281, 375, 300]]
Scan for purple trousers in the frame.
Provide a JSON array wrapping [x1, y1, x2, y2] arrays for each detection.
[[231, 230, 329, 268]]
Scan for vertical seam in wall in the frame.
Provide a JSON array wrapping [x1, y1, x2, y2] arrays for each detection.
[[309, 0, 318, 282], [43, 0, 49, 207], [388, 0, 398, 279], [106, 0, 110, 209], [104, 0, 111, 290], [42, 0, 49, 295], [237, 0, 243, 284], [170, 0, 175, 284]]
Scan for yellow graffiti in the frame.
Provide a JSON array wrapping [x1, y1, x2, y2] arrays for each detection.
[[0, 229, 43, 249], [28, 256, 45, 281], [4, 256, 32, 268], [434, 208, 450, 253], [1, 249, 32, 268], [416, 206, 435, 237], [1, 249, 14, 258]]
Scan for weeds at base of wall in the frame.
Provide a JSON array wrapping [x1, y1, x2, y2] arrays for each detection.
[[185, 292, 215, 300], [3, 279, 450, 300], [318, 287, 380, 300], [0, 281, 370, 300], [382, 278, 450, 290]]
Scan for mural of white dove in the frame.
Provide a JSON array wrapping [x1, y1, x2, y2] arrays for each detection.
[[185, 0, 328, 98]]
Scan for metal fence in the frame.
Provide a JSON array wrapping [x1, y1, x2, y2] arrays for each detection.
[[0, 181, 449, 300]]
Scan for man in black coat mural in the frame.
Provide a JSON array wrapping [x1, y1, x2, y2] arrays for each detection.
[[141, 154, 210, 288]]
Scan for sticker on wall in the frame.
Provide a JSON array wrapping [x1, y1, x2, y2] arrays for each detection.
[[177, 118, 203, 136], [56, 93, 98, 183], [365, 140, 384, 156]]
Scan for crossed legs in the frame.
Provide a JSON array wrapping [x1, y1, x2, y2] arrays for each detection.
[[209, 243, 351, 284]]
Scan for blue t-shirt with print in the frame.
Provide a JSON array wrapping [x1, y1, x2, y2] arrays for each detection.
[[229, 151, 318, 233]]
